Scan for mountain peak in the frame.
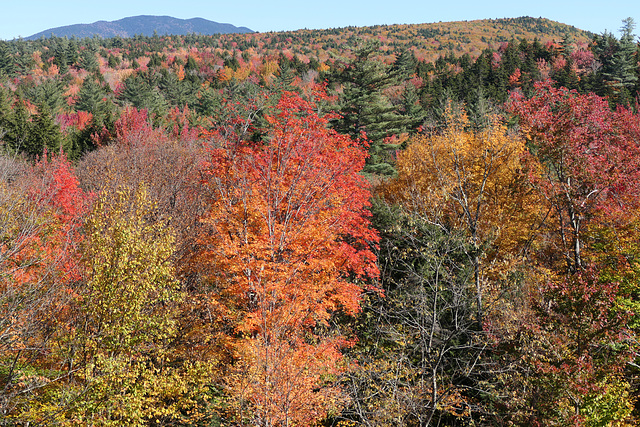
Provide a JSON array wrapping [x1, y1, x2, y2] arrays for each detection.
[[26, 15, 253, 40]]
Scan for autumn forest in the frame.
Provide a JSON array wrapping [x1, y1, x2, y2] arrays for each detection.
[[2, 15, 640, 426]]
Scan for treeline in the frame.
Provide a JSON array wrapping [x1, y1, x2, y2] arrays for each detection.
[[1, 18, 640, 426], [0, 18, 636, 164]]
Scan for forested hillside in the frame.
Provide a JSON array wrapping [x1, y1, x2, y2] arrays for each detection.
[[1, 16, 640, 426]]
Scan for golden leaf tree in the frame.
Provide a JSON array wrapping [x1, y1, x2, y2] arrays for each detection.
[[381, 104, 536, 328]]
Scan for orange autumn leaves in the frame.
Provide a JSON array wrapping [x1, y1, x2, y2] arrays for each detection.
[[197, 91, 379, 424], [0, 89, 380, 425]]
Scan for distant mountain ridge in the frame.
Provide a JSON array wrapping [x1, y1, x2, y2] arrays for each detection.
[[26, 15, 253, 40]]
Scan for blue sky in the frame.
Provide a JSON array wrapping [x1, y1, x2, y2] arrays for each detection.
[[1, 0, 638, 40]]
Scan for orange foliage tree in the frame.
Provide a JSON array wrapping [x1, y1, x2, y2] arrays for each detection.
[[197, 90, 379, 425]]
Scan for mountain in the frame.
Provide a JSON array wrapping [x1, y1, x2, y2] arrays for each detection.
[[25, 15, 253, 40]]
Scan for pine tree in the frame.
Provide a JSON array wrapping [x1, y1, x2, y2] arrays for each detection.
[[120, 73, 167, 116], [29, 78, 65, 114], [76, 78, 107, 114], [157, 69, 197, 108], [553, 56, 580, 90], [560, 34, 575, 57], [148, 53, 162, 68], [5, 95, 30, 154], [107, 54, 120, 68], [0, 87, 13, 145], [401, 84, 425, 132], [331, 40, 410, 175], [0, 41, 16, 76], [185, 55, 198, 71], [604, 18, 638, 103], [27, 102, 63, 156], [273, 64, 297, 93], [393, 49, 417, 80], [78, 48, 99, 73], [52, 37, 70, 74]]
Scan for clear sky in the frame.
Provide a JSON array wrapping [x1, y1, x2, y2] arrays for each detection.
[[1, 0, 638, 41]]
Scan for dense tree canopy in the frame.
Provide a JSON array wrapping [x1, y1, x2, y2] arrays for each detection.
[[1, 17, 640, 426]]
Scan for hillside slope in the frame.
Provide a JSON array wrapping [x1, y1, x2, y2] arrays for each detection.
[[239, 17, 593, 63]]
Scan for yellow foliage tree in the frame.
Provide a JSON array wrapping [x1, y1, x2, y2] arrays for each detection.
[[56, 185, 214, 426], [381, 104, 538, 327]]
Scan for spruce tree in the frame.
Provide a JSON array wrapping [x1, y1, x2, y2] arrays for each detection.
[[0, 88, 14, 155], [79, 48, 99, 73], [393, 49, 417, 80], [401, 84, 425, 132], [0, 87, 13, 139], [194, 85, 222, 117], [273, 65, 297, 93], [28, 79, 65, 114], [148, 53, 162, 68], [157, 69, 197, 108], [52, 37, 70, 74], [120, 73, 167, 116]]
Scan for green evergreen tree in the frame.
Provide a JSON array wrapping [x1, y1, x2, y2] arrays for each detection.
[[26, 102, 62, 157], [11, 39, 35, 75], [68, 106, 115, 159], [184, 55, 201, 84], [0, 86, 12, 125], [468, 87, 499, 129], [0, 41, 16, 76], [195, 85, 222, 117], [401, 84, 425, 132], [107, 54, 120, 68], [553, 56, 580, 90], [393, 49, 418, 80], [148, 53, 162, 68], [76, 78, 108, 114], [331, 40, 410, 175], [66, 38, 79, 68], [5, 94, 30, 154], [273, 64, 297, 93], [52, 37, 70, 74], [0, 87, 13, 150], [78, 48, 99, 73], [185, 55, 198, 71], [157, 69, 197, 108], [560, 33, 575, 57], [20, 78, 65, 114], [120, 73, 167, 116], [604, 18, 638, 104]]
